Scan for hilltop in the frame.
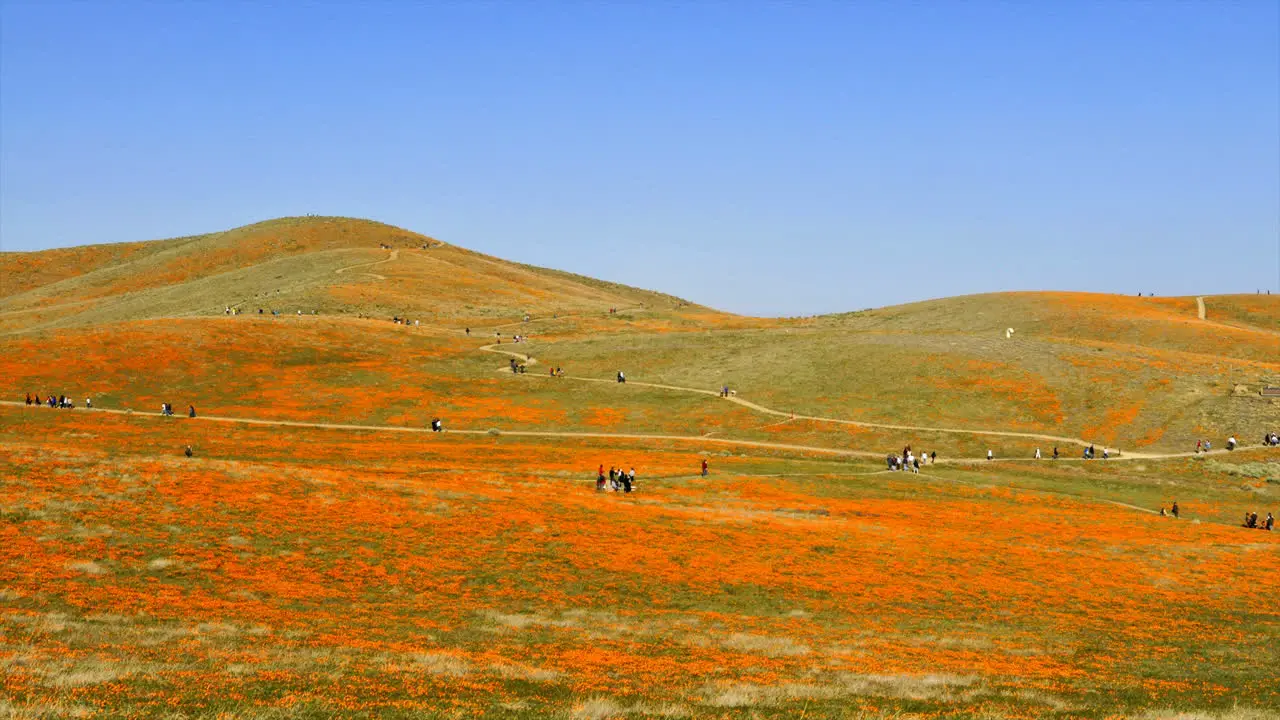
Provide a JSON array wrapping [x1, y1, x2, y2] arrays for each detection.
[[0, 216, 716, 333]]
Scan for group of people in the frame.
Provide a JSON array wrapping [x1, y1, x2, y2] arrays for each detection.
[[549, 366, 565, 377], [888, 446, 935, 472], [1262, 432, 1279, 447], [1081, 445, 1110, 459], [25, 393, 83, 409], [1243, 511, 1274, 531], [159, 403, 196, 418], [1160, 502, 1180, 518], [391, 316, 419, 326], [509, 358, 528, 374], [719, 385, 735, 398], [597, 465, 637, 493]]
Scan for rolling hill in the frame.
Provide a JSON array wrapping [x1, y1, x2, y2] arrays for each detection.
[[3, 216, 1275, 454]]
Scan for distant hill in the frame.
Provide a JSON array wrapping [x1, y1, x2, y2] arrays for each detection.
[[0, 216, 712, 332]]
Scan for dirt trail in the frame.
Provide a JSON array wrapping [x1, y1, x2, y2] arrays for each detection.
[[0, 401, 1250, 466], [474, 344, 1174, 456], [0, 402, 883, 459], [1196, 296, 1206, 320], [334, 249, 398, 280]]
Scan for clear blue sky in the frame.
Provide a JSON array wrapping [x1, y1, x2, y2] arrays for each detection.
[[2, 2, 1277, 315]]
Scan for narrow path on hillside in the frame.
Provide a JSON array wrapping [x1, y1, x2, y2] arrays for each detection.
[[334, 249, 399, 280], [1196, 296, 1280, 338], [0, 401, 1250, 464], [472, 344, 1174, 456]]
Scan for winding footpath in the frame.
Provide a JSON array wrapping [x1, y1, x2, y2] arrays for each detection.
[[474, 342, 1228, 460], [334, 248, 399, 280], [2, 399, 1246, 465]]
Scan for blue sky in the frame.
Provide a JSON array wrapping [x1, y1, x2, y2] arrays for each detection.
[[2, 2, 1277, 315]]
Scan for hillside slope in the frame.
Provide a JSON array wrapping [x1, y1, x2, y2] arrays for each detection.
[[0, 216, 716, 332], [2, 218, 1275, 453]]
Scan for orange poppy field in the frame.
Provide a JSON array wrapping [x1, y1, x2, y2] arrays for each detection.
[[2, 218, 1278, 719]]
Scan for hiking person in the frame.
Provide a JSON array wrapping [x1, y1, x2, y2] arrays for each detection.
[[1102, 448, 1110, 459], [609, 467, 617, 487], [1227, 436, 1237, 451], [597, 465, 606, 492], [431, 418, 442, 432], [930, 451, 936, 464], [912, 455, 920, 473], [617, 371, 626, 384], [85, 397, 91, 408], [1171, 501, 1180, 518], [887, 455, 896, 470], [1053, 447, 1059, 460], [701, 459, 708, 477], [986, 449, 993, 461], [622, 469, 633, 493], [1196, 439, 1203, 454], [24, 393, 31, 406], [1034, 447, 1041, 460], [1266, 513, 1274, 531], [465, 328, 470, 336], [188, 405, 196, 418], [184, 445, 193, 458]]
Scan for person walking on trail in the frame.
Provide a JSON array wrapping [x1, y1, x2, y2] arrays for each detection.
[[617, 371, 626, 384], [85, 397, 92, 409], [1266, 513, 1274, 531], [701, 458, 708, 477], [465, 328, 470, 336], [1053, 447, 1059, 460], [987, 449, 994, 461], [622, 469, 633, 493], [1171, 501, 1180, 518], [1196, 439, 1203, 454], [930, 451, 936, 464], [188, 405, 196, 418], [911, 455, 920, 473], [1034, 447, 1041, 460], [184, 445, 193, 458], [431, 418, 443, 432], [1227, 436, 1237, 451]]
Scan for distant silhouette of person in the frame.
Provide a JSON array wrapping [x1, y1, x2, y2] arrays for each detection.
[[184, 445, 193, 458], [188, 405, 196, 418], [1171, 501, 1180, 518]]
